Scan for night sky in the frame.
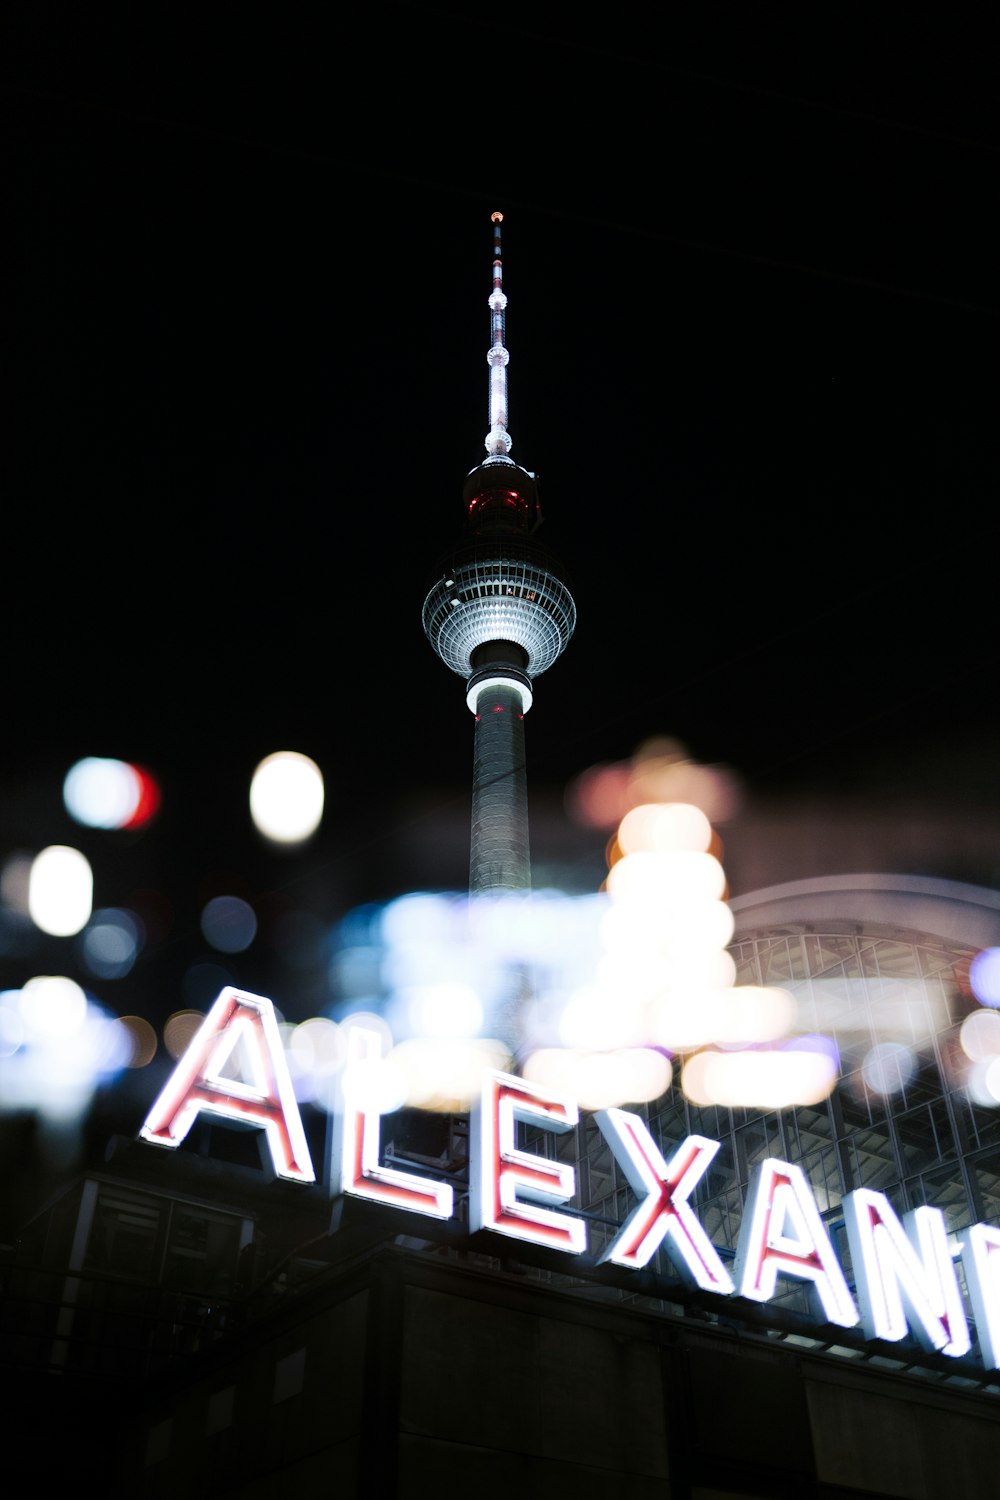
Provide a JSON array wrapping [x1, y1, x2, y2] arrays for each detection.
[[3, 6, 999, 1042]]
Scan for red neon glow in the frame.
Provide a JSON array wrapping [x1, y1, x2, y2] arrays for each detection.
[[843, 1189, 969, 1354], [964, 1224, 1000, 1369], [140, 987, 314, 1183], [470, 1071, 585, 1254], [735, 1158, 857, 1327], [596, 1111, 734, 1290], [332, 1027, 453, 1219]]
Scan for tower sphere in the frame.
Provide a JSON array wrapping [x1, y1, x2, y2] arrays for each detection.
[[422, 459, 576, 682]]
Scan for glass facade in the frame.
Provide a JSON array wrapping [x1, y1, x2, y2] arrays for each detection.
[[542, 882, 1000, 1369]]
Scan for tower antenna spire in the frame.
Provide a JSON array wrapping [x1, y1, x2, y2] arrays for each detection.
[[485, 210, 513, 463]]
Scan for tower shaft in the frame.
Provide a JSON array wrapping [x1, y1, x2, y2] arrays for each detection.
[[470, 681, 529, 892]]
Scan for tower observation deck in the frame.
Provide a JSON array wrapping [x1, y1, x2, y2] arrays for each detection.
[[422, 214, 576, 893]]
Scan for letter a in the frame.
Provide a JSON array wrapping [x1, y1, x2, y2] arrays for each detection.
[[736, 1158, 857, 1327], [140, 987, 315, 1183]]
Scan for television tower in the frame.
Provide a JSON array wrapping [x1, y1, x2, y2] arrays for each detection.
[[422, 213, 576, 893]]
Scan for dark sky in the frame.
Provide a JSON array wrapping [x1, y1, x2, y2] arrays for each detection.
[[2, 2, 1000, 1217], [4, 2, 999, 911]]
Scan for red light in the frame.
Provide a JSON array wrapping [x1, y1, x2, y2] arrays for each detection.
[[493, 704, 504, 713], [123, 765, 162, 830]]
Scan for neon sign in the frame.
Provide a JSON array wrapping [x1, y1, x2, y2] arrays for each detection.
[[139, 988, 1000, 1371]]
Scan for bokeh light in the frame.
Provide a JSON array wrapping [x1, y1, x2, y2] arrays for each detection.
[[861, 1040, 917, 1097], [28, 845, 93, 936], [960, 1008, 1000, 1061], [200, 895, 258, 954], [80, 907, 144, 979], [0, 991, 25, 1057], [19, 974, 88, 1040], [522, 1046, 671, 1110], [390, 1036, 511, 1110], [970, 948, 1000, 1008], [249, 751, 324, 844], [617, 801, 713, 856], [967, 1055, 1000, 1107], [565, 738, 741, 830], [115, 1015, 158, 1067], [63, 757, 161, 830], [0, 854, 33, 917], [682, 1040, 838, 1109], [163, 1009, 206, 1060], [400, 982, 483, 1039]]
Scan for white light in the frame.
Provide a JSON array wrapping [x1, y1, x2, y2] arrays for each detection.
[[681, 1045, 838, 1108], [650, 985, 796, 1052], [522, 1046, 672, 1111], [0, 992, 25, 1056], [606, 850, 726, 904], [862, 1041, 916, 1097], [28, 846, 93, 936], [249, 752, 324, 844], [466, 675, 533, 713], [960, 1009, 1000, 1061], [404, 983, 483, 1039], [391, 1036, 510, 1110], [558, 983, 645, 1051], [19, 975, 89, 1041], [63, 757, 142, 829], [617, 802, 713, 855]]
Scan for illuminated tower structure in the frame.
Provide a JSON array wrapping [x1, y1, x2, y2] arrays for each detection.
[[423, 214, 576, 893]]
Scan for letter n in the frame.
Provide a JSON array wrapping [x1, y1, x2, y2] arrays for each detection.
[[843, 1188, 970, 1356], [963, 1223, 1000, 1370]]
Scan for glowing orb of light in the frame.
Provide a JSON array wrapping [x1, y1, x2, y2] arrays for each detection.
[[81, 907, 144, 979], [682, 1041, 838, 1109], [63, 757, 161, 830], [200, 895, 258, 954], [522, 1045, 671, 1110], [249, 752, 324, 844], [19, 975, 89, 1041], [403, 983, 484, 1040], [391, 1036, 510, 1111], [28, 846, 93, 936], [617, 801, 713, 856], [115, 1015, 158, 1067], [966, 1055, 1000, 1108], [970, 948, 1000, 1008], [861, 1041, 917, 1097], [960, 1008, 1000, 1061]]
